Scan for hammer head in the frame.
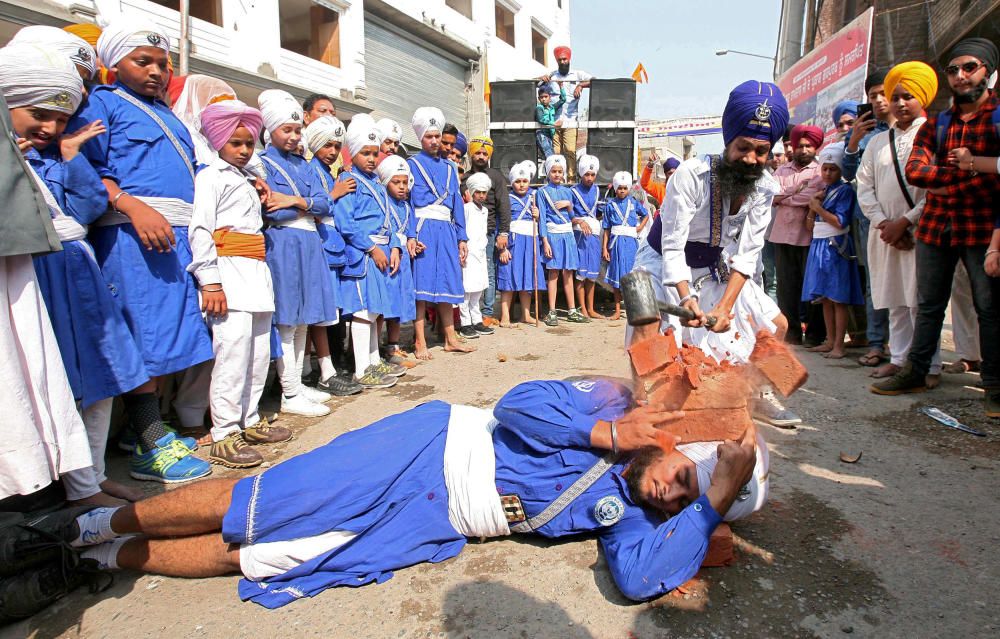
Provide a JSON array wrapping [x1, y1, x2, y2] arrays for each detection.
[[621, 270, 661, 326]]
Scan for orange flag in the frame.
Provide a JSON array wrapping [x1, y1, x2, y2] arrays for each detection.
[[631, 63, 649, 84], [483, 55, 491, 107]]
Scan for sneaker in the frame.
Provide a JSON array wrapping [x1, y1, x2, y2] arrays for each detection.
[[208, 432, 263, 469], [752, 388, 802, 428], [356, 366, 398, 389], [986, 389, 1000, 419], [280, 393, 331, 417], [0, 508, 93, 576], [870, 362, 927, 395], [129, 433, 212, 484], [317, 375, 363, 396], [300, 385, 332, 404], [244, 420, 293, 445], [473, 322, 495, 336], [118, 425, 197, 453], [0, 557, 110, 624], [543, 310, 559, 327], [458, 325, 480, 339], [566, 308, 590, 323], [300, 368, 320, 388], [374, 359, 407, 378]]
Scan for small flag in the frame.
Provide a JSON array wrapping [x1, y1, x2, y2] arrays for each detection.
[[631, 63, 648, 84], [484, 54, 491, 107]]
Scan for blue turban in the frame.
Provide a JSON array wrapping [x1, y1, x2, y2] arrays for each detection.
[[663, 157, 681, 172], [721, 80, 789, 147], [454, 131, 468, 156], [832, 100, 859, 126]]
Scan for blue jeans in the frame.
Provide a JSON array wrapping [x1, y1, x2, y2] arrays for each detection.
[[762, 240, 777, 301], [481, 231, 497, 316], [855, 216, 888, 349], [536, 130, 555, 159]]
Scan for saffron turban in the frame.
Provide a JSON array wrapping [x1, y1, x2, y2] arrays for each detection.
[[468, 135, 494, 157], [377, 154, 412, 186], [577, 154, 599, 177], [884, 61, 939, 109], [304, 115, 346, 154], [345, 116, 383, 158], [376, 117, 402, 142], [543, 154, 567, 176], [612, 171, 633, 190], [831, 100, 859, 125], [0, 43, 84, 114], [817, 141, 846, 170], [509, 160, 535, 184], [948, 37, 998, 74], [721, 80, 789, 147], [663, 157, 681, 172], [680, 431, 770, 522], [64, 23, 102, 48], [96, 19, 169, 69], [790, 124, 824, 149], [554, 46, 571, 60], [200, 100, 263, 151], [454, 131, 468, 156], [257, 89, 303, 133], [10, 25, 97, 79], [465, 172, 492, 194], [411, 106, 445, 140]]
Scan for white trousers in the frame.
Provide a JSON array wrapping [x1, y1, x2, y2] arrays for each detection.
[[61, 399, 113, 500], [950, 263, 981, 361], [888, 306, 942, 374], [209, 310, 273, 442], [276, 324, 307, 398], [460, 290, 484, 326], [172, 360, 213, 429]]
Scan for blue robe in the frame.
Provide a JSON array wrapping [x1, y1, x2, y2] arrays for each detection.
[[570, 183, 603, 281], [496, 189, 543, 292], [603, 196, 648, 289], [802, 181, 864, 306], [28, 147, 148, 407], [407, 152, 467, 304], [69, 82, 213, 376], [307, 156, 346, 311], [386, 197, 417, 322], [222, 378, 722, 608], [537, 182, 578, 271]]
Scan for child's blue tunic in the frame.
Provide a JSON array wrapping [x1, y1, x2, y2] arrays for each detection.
[[496, 189, 543, 292], [801, 182, 864, 306], [407, 152, 467, 304], [537, 182, 578, 271], [603, 195, 648, 289], [570, 183, 603, 281]]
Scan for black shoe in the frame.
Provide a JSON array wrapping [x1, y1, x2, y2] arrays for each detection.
[[870, 362, 927, 395], [317, 375, 364, 396], [0, 507, 94, 577], [300, 368, 320, 387], [0, 556, 112, 624], [473, 322, 495, 336], [458, 325, 479, 339]]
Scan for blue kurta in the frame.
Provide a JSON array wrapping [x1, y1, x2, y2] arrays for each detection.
[[496, 189, 543, 292], [333, 166, 396, 317], [28, 148, 148, 407], [603, 196, 648, 289], [307, 156, 347, 311], [537, 182, 578, 271], [570, 183, 603, 281], [222, 378, 722, 608], [802, 181, 864, 306], [386, 197, 417, 322], [69, 82, 213, 376], [260, 146, 339, 326], [408, 152, 466, 304]]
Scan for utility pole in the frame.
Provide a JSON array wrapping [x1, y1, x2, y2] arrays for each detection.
[[178, 0, 191, 75]]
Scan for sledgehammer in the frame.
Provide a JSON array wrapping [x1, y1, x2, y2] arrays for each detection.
[[621, 270, 718, 328]]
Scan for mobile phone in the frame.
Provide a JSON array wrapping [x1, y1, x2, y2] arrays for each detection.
[[857, 103, 873, 119]]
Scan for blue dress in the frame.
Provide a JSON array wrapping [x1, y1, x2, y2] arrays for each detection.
[[386, 197, 417, 322], [260, 146, 339, 326], [223, 378, 723, 608], [69, 82, 213, 377], [603, 195, 648, 289], [801, 182, 864, 306], [333, 167, 396, 318], [308, 156, 347, 312], [570, 183, 603, 281], [497, 190, 544, 292], [408, 152, 467, 305], [537, 182, 578, 271], [28, 148, 148, 407]]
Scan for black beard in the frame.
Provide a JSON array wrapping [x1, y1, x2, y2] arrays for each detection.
[[952, 78, 988, 104], [557, 63, 570, 75], [624, 446, 666, 511], [717, 155, 764, 201]]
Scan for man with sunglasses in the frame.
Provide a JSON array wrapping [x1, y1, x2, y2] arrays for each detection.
[[872, 37, 1000, 419]]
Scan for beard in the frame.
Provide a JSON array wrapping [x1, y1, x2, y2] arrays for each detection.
[[952, 78, 989, 104], [717, 154, 764, 201], [557, 62, 570, 75], [624, 446, 666, 510]]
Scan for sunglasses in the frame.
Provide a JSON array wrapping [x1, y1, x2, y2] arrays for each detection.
[[944, 61, 985, 76]]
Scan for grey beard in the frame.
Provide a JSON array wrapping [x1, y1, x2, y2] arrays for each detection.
[[717, 156, 763, 201]]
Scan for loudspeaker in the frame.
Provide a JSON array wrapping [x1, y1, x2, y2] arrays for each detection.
[[490, 80, 538, 123], [490, 129, 537, 178], [587, 79, 637, 121], [586, 128, 634, 184]]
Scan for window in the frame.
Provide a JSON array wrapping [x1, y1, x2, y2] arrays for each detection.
[[445, 0, 474, 20], [149, 0, 222, 26], [531, 27, 547, 65], [279, 0, 341, 68], [495, 3, 516, 47]]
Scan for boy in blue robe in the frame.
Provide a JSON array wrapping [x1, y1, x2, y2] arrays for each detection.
[[602, 171, 650, 319], [538, 155, 588, 326], [571, 154, 605, 319], [377, 155, 418, 362]]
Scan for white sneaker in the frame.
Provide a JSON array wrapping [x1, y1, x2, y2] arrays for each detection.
[[752, 387, 802, 428], [300, 385, 332, 404], [280, 393, 331, 417]]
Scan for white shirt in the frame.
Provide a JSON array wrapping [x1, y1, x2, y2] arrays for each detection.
[[462, 201, 489, 292], [545, 69, 593, 122], [188, 158, 275, 313], [658, 155, 779, 286]]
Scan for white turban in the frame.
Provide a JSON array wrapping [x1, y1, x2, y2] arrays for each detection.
[[377, 154, 413, 187], [303, 115, 346, 154], [508, 160, 535, 184], [345, 117, 383, 158], [376, 118, 402, 142], [411, 106, 445, 140], [612, 171, 633, 190], [257, 89, 303, 134], [818, 141, 846, 170], [466, 172, 492, 194], [96, 19, 169, 69], [577, 154, 600, 177], [0, 44, 84, 115], [543, 154, 567, 177], [10, 25, 97, 79], [679, 431, 770, 522]]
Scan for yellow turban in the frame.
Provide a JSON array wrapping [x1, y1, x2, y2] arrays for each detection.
[[884, 61, 939, 109], [64, 23, 102, 47], [468, 135, 494, 158]]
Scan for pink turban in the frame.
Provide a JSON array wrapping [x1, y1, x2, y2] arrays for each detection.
[[200, 100, 264, 151], [790, 124, 824, 149]]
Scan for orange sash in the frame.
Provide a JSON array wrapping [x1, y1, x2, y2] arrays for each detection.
[[213, 228, 265, 260]]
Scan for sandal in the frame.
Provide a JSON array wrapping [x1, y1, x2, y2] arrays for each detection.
[[870, 363, 900, 379], [943, 359, 981, 374], [857, 349, 885, 367]]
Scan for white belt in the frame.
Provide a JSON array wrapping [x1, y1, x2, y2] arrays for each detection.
[[414, 205, 452, 222], [575, 217, 602, 235], [321, 217, 337, 229], [272, 216, 317, 232], [395, 231, 408, 246], [546, 222, 573, 234], [610, 225, 637, 238], [509, 219, 535, 235], [443, 405, 510, 539], [52, 216, 88, 242], [369, 234, 389, 245], [96, 196, 193, 227]]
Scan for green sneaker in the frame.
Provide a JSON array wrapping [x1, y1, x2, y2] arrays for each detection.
[[374, 359, 407, 378], [357, 366, 397, 389], [543, 310, 559, 327], [129, 433, 212, 484], [566, 308, 590, 323]]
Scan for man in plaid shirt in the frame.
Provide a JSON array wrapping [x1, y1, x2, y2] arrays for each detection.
[[872, 37, 1000, 419]]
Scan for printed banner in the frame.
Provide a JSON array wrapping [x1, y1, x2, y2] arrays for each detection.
[[637, 116, 723, 140]]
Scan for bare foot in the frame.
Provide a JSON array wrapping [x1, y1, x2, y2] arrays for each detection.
[[415, 345, 434, 360], [100, 479, 144, 502], [587, 311, 605, 319], [499, 321, 519, 328], [444, 340, 476, 353], [69, 491, 128, 508], [807, 342, 833, 353], [523, 313, 536, 325], [869, 363, 900, 379], [609, 311, 621, 321], [823, 348, 846, 359]]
